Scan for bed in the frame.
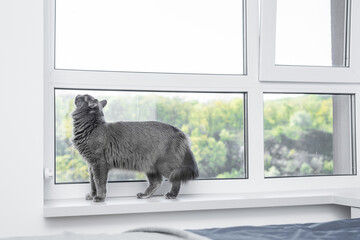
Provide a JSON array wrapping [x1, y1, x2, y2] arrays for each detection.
[[1, 218, 360, 240], [188, 218, 360, 240]]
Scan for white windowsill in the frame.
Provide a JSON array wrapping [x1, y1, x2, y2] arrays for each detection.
[[43, 188, 360, 218]]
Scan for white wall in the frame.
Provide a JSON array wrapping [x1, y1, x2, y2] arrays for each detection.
[[0, 0, 351, 238]]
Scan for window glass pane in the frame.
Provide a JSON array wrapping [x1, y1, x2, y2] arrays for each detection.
[[55, 0, 245, 74], [275, 0, 348, 67], [264, 93, 355, 177], [55, 89, 246, 183]]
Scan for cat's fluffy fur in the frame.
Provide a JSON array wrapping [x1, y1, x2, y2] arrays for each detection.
[[71, 94, 199, 202]]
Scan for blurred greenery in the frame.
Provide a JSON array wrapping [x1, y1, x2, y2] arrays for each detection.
[[264, 94, 334, 177], [56, 92, 339, 182], [55, 92, 245, 183]]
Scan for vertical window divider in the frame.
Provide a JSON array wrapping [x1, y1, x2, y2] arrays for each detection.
[[246, 89, 265, 182], [332, 95, 354, 174]]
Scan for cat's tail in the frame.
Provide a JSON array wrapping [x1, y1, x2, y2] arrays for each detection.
[[169, 149, 199, 183]]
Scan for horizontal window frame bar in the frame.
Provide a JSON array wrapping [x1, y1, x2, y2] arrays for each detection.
[[265, 173, 356, 179], [54, 87, 249, 95], [44, 175, 360, 200], [43, 188, 360, 218]]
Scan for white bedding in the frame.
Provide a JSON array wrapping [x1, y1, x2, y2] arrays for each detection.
[[0, 227, 210, 240]]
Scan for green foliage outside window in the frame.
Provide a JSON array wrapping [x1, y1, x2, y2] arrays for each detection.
[[264, 94, 334, 177], [56, 92, 337, 182], [55, 91, 245, 183]]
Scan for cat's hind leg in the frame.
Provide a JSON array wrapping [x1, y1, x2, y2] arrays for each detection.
[[165, 181, 181, 199], [137, 172, 163, 199]]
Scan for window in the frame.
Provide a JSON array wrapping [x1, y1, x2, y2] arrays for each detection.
[[45, 0, 360, 203], [45, 0, 256, 200], [275, 0, 349, 67], [264, 93, 356, 177], [55, 89, 247, 183], [259, 0, 360, 82], [55, 0, 246, 75]]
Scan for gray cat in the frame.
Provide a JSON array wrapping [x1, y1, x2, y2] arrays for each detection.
[[71, 94, 199, 202]]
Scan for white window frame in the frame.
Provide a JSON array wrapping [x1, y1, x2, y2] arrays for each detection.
[[44, 0, 360, 204], [44, 0, 256, 200], [259, 0, 360, 83]]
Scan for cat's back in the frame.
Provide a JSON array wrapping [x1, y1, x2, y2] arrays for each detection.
[[107, 121, 181, 137]]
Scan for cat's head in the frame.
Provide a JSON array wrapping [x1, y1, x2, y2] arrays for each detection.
[[73, 94, 107, 118]]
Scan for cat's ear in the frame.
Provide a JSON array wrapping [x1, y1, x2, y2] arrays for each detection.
[[100, 100, 107, 108]]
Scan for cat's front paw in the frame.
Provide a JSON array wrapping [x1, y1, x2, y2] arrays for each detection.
[[85, 193, 95, 200], [164, 192, 177, 199], [93, 196, 105, 202], [137, 192, 150, 199]]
